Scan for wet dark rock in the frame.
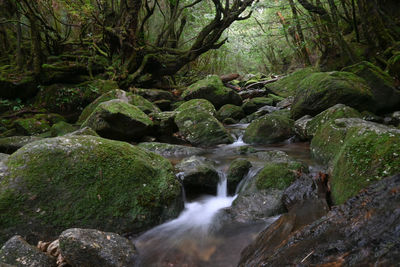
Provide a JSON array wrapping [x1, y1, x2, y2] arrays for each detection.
[[0, 136, 43, 154], [276, 96, 294, 109], [131, 88, 175, 102], [59, 228, 137, 267], [239, 174, 400, 266], [243, 110, 294, 144], [294, 115, 313, 140], [175, 156, 219, 196], [227, 159, 252, 194], [153, 99, 171, 111], [149, 111, 178, 138], [0, 236, 56, 267], [217, 104, 245, 123]]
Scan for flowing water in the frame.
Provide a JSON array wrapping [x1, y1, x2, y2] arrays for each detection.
[[134, 123, 315, 267]]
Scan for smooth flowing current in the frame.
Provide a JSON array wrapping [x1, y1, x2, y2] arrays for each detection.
[[134, 124, 313, 267]]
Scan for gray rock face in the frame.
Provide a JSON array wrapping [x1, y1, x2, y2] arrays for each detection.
[[138, 142, 204, 157], [239, 174, 400, 266], [175, 156, 220, 196], [0, 236, 56, 267], [59, 228, 137, 267], [294, 115, 313, 140]]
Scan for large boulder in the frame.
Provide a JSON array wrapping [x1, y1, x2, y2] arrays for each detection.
[[78, 89, 160, 124], [342, 61, 400, 112], [174, 99, 233, 146], [267, 68, 316, 97], [59, 228, 137, 267], [296, 104, 362, 140], [0, 136, 182, 244], [175, 156, 220, 196], [217, 104, 245, 123], [81, 99, 153, 141], [239, 174, 400, 266], [0, 235, 56, 267], [50, 121, 78, 137], [311, 118, 400, 204], [291, 71, 375, 119], [243, 110, 294, 144], [181, 75, 242, 109]]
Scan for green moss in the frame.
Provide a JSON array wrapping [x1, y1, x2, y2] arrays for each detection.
[[175, 99, 216, 115], [268, 68, 316, 97], [387, 52, 400, 78], [14, 117, 51, 135], [255, 162, 302, 190], [217, 104, 244, 121], [331, 128, 400, 204], [291, 71, 374, 119], [0, 136, 181, 243], [50, 121, 78, 136], [182, 75, 225, 98], [130, 95, 161, 114], [267, 93, 285, 104]]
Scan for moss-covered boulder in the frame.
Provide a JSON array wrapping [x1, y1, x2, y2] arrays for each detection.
[[65, 126, 99, 137], [387, 52, 400, 79], [174, 99, 233, 146], [217, 104, 245, 123], [291, 71, 374, 119], [0, 136, 182, 244], [241, 97, 274, 115], [342, 61, 400, 112], [81, 99, 153, 141], [181, 75, 242, 109], [311, 118, 400, 204], [14, 117, 52, 135], [305, 104, 362, 139], [50, 121, 78, 137], [267, 68, 316, 97], [243, 110, 294, 144], [131, 88, 175, 102], [227, 159, 252, 194], [0, 136, 43, 154], [175, 156, 219, 196], [149, 111, 178, 137], [78, 89, 159, 124], [255, 162, 303, 191]]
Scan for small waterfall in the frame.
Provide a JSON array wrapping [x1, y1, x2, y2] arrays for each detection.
[[235, 167, 262, 194]]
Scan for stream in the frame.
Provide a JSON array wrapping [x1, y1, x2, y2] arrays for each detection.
[[134, 123, 315, 267]]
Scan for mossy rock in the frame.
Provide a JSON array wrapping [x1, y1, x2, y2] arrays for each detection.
[[243, 110, 294, 145], [66, 127, 99, 137], [241, 97, 274, 115], [50, 121, 78, 137], [131, 88, 175, 102], [13, 117, 51, 135], [181, 75, 242, 109], [291, 71, 374, 119], [217, 104, 245, 122], [387, 52, 400, 79], [174, 99, 216, 116], [305, 104, 362, 138], [255, 162, 303, 190], [40, 62, 89, 85], [267, 68, 316, 97], [227, 159, 252, 194], [138, 142, 204, 157], [82, 79, 120, 96], [342, 61, 400, 112], [0, 135, 182, 244], [0, 136, 43, 154], [81, 99, 153, 141], [311, 118, 400, 204], [130, 94, 161, 114], [267, 93, 285, 104]]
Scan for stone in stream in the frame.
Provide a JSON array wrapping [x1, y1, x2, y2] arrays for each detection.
[[243, 110, 294, 144], [0, 135, 182, 244], [241, 97, 274, 115], [290, 71, 377, 119], [78, 89, 160, 124], [238, 174, 400, 266], [181, 75, 242, 109], [311, 117, 400, 204], [227, 159, 252, 194], [174, 99, 233, 147], [81, 99, 153, 141], [0, 235, 56, 267], [217, 104, 245, 123], [175, 156, 219, 196], [59, 228, 137, 267], [138, 142, 204, 157]]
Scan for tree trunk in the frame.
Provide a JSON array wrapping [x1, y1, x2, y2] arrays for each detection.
[[28, 13, 42, 76], [16, 12, 24, 70]]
